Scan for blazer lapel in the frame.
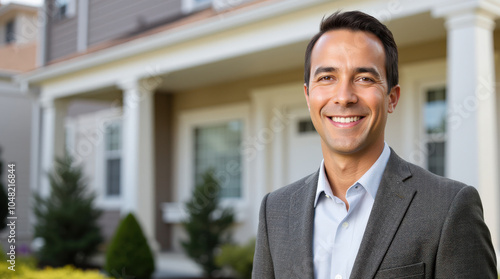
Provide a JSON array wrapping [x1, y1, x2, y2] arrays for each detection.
[[350, 150, 416, 279], [288, 171, 318, 279]]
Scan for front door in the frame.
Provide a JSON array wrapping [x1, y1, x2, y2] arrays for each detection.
[[286, 107, 323, 184]]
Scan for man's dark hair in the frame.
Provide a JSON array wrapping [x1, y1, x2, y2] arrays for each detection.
[[304, 11, 398, 93]]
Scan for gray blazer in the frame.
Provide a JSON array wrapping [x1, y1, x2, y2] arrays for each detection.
[[252, 150, 497, 278]]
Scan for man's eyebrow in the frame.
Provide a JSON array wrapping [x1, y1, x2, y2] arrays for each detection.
[[356, 67, 381, 79], [313, 66, 337, 77]]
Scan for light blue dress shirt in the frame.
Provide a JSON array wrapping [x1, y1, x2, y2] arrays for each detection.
[[313, 143, 391, 279]]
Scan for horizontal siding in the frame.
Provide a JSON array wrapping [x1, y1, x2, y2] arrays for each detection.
[[88, 0, 182, 46], [47, 0, 78, 62]]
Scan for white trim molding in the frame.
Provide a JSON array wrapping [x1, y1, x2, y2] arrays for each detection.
[[169, 103, 251, 223]]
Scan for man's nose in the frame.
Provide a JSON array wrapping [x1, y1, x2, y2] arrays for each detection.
[[332, 81, 358, 106]]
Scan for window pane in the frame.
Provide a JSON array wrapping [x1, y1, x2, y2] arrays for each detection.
[[194, 120, 242, 198], [5, 20, 15, 43], [106, 158, 121, 196], [298, 119, 316, 134], [424, 88, 446, 134], [424, 87, 446, 176], [427, 142, 445, 176], [106, 123, 121, 151]]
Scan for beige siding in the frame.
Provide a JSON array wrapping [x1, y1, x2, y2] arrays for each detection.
[[88, 0, 182, 47], [0, 91, 33, 249], [47, 3, 78, 62]]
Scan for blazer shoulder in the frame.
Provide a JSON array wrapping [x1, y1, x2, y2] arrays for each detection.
[[405, 161, 468, 190], [387, 150, 472, 200], [398, 157, 476, 205]]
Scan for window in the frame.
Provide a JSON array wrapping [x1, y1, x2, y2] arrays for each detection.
[[298, 119, 316, 134], [194, 120, 242, 198], [5, 20, 15, 44], [104, 121, 121, 197], [423, 87, 446, 176], [54, 0, 76, 20]]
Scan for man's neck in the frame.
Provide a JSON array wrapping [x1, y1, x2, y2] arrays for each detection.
[[322, 141, 385, 205]]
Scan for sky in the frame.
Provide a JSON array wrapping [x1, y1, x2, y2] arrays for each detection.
[[0, 0, 42, 6]]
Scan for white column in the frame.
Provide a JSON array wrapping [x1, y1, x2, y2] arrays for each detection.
[[118, 77, 159, 251], [30, 94, 41, 194], [39, 99, 67, 197], [433, 0, 500, 248]]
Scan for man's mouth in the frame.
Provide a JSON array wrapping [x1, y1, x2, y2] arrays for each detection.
[[330, 116, 363, 123]]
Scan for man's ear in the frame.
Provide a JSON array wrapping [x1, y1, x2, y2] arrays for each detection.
[[304, 83, 310, 111], [387, 85, 400, 113]]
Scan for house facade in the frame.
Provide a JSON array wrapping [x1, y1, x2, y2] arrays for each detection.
[[0, 2, 39, 252], [19, 0, 500, 272]]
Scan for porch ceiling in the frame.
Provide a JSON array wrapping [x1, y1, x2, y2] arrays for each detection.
[[156, 11, 448, 92]]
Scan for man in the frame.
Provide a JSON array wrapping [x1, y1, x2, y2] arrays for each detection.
[[252, 10, 497, 279]]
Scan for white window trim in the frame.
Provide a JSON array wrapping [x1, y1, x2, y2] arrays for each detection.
[[181, 0, 212, 14], [55, 0, 77, 20], [95, 115, 123, 210], [399, 59, 447, 168], [419, 82, 447, 175], [169, 103, 250, 223]]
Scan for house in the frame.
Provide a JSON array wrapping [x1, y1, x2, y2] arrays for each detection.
[[19, 0, 500, 274], [0, 1, 39, 253]]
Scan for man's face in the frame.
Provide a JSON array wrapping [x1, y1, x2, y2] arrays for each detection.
[[304, 29, 399, 158]]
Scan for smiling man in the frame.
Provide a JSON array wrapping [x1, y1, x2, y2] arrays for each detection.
[[252, 11, 496, 279]]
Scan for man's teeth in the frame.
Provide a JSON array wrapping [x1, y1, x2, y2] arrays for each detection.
[[332, 116, 361, 123]]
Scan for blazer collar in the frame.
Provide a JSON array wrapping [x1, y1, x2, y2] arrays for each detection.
[[350, 149, 415, 279]]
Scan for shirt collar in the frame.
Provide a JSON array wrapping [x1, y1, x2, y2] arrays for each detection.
[[314, 142, 391, 207]]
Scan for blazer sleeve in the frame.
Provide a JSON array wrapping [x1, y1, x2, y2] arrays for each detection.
[[435, 186, 497, 278], [252, 193, 275, 279]]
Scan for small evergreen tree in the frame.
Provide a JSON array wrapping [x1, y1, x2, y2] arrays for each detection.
[[0, 148, 8, 231], [105, 213, 155, 279], [33, 153, 102, 267], [182, 170, 234, 278]]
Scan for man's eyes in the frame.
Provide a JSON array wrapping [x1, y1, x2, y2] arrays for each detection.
[[317, 76, 334, 81], [316, 76, 375, 82], [357, 76, 375, 83]]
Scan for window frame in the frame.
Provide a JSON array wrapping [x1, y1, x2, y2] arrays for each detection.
[[5, 19, 15, 44], [96, 116, 123, 209], [103, 120, 122, 197], [175, 103, 250, 211], [54, 0, 77, 21], [420, 83, 448, 177]]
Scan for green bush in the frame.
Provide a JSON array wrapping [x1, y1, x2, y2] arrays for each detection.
[[182, 170, 235, 278], [33, 154, 102, 267], [0, 261, 111, 279], [216, 238, 255, 279], [105, 213, 155, 279]]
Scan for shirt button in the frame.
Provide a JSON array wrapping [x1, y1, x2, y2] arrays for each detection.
[[342, 222, 349, 229], [335, 275, 342, 279]]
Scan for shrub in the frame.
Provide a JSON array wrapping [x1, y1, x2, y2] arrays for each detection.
[[216, 238, 255, 279], [32, 154, 102, 267], [182, 169, 234, 278], [105, 213, 155, 279], [0, 260, 110, 279]]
